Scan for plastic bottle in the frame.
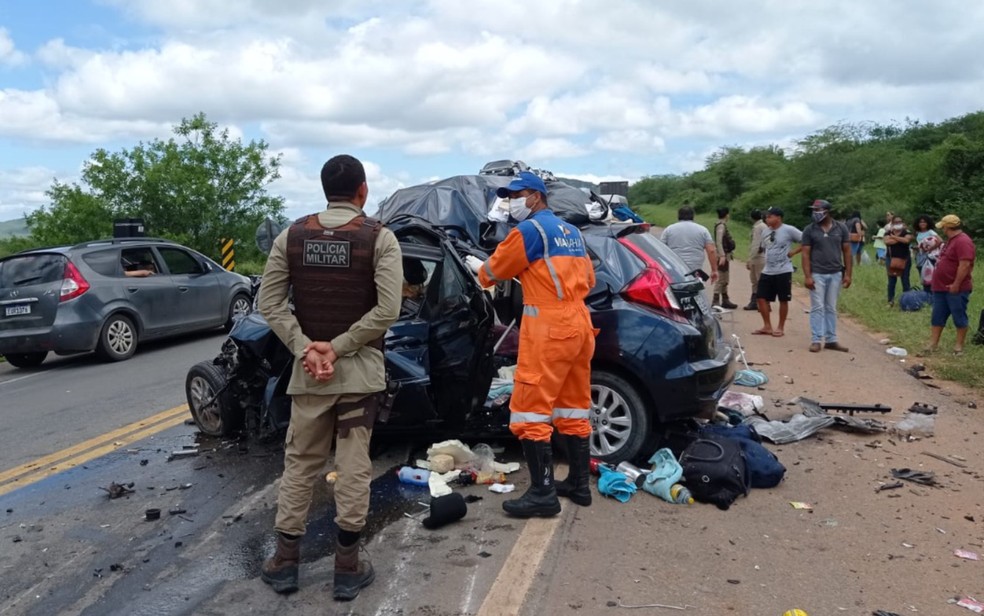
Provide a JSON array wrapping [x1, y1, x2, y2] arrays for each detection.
[[397, 466, 430, 486], [669, 483, 694, 505]]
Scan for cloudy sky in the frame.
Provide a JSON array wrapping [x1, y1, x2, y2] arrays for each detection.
[[1, 0, 983, 222]]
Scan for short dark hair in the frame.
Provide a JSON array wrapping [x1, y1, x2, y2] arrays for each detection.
[[750, 209, 762, 221], [717, 207, 730, 218], [321, 154, 366, 201], [914, 214, 934, 229], [678, 205, 695, 221]]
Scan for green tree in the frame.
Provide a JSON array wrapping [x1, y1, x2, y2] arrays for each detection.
[[26, 113, 284, 261]]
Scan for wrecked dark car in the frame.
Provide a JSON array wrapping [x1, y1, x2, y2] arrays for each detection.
[[185, 174, 734, 464]]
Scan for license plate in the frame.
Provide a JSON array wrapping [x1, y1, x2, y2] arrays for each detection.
[[4, 305, 31, 316], [694, 293, 711, 314]]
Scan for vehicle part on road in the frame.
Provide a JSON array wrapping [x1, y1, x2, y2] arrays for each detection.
[[2, 351, 47, 368], [891, 467, 938, 486], [144, 508, 160, 520], [747, 413, 836, 444], [876, 481, 904, 492], [101, 481, 134, 499], [167, 449, 199, 461], [922, 451, 967, 468], [816, 401, 892, 416], [422, 493, 467, 529], [95, 313, 138, 361], [908, 402, 938, 415]]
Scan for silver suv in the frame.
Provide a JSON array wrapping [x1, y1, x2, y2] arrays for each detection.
[[0, 238, 252, 368]]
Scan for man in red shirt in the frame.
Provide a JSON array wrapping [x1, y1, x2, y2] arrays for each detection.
[[924, 215, 975, 355]]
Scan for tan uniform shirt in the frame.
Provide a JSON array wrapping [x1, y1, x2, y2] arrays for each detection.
[[748, 219, 767, 263], [257, 202, 403, 396]]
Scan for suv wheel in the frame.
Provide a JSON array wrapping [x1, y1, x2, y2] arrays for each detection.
[[3, 352, 47, 369], [589, 370, 649, 464], [186, 361, 229, 436], [224, 293, 251, 331], [95, 314, 138, 362]]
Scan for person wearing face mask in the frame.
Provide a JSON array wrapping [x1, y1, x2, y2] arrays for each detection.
[[800, 199, 852, 353], [464, 171, 596, 517], [884, 214, 914, 307]]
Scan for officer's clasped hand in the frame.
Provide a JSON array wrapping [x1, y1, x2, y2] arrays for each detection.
[[302, 341, 336, 382]]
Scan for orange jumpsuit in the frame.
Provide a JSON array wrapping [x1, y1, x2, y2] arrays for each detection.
[[478, 210, 596, 442]]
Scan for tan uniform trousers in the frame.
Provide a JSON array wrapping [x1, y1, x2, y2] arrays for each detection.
[[748, 257, 765, 293], [713, 259, 731, 295], [275, 392, 375, 536]]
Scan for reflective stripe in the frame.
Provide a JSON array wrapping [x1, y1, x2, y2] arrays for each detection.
[[529, 219, 564, 300], [482, 261, 504, 283], [509, 412, 552, 424], [523, 305, 539, 317], [552, 407, 590, 420]]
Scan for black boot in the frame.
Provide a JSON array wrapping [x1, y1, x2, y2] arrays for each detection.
[[333, 539, 375, 601], [721, 294, 739, 309], [554, 434, 592, 506], [503, 440, 561, 518], [743, 294, 758, 310], [712, 293, 721, 307], [261, 532, 300, 594]]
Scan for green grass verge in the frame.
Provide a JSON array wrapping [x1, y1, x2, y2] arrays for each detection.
[[636, 203, 984, 391]]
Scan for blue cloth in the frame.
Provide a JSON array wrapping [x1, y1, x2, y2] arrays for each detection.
[[931, 290, 971, 328], [899, 289, 931, 312], [641, 448, 683, 502], [597, 465, 637, 503], [611, 206, 643, 223], [734, 369, 768, 387], [809, 271, 842, 343]]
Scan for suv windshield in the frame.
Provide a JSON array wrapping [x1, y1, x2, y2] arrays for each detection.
[[0, 253, 66, 288], [621, 232, 693, 282]]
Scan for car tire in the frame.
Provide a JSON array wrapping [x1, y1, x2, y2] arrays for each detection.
[[3, 352, 47, 369], [224, 293, 252, 332], [589, 370, 650, 465], [95, 314, 138, 362], [185, 361, 234, 436]]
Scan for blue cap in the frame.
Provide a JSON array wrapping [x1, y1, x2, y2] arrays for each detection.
[[495, 171, 547, 198]]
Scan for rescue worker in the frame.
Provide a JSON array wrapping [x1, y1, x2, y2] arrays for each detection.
[[465, 171, 596, 517], [257, 154, 403, 601]]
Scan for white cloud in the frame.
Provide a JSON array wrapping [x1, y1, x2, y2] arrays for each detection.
[[673, 96, 820, 138], [0, 28, 28, 66], [593, 130, 666, 154], [0, 167, 59, 220], [517, 138, 588, 161]]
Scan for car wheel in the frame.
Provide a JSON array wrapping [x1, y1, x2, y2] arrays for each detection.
[[3, 352, 47, 369], [95, 314, 138, 362], [186, 361, 230, 436], [589, 370, 650, 464], [224, 293, 252, 331]]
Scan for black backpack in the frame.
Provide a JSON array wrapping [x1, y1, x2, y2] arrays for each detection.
[[679, 434, 750, 510]]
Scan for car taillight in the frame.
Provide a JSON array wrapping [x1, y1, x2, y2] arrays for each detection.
[[618, 238, 687, 323], [60, 262, 90, 302]]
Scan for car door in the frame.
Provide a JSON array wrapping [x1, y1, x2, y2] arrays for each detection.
[[155, 246, 224, 331], [423, 238, 496, 427], [382, 244, 440, 428], [113, 247, 174, 336]]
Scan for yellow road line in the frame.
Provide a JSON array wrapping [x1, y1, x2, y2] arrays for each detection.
[[0, 404, 189, 489], [477, 516, 562, 616]]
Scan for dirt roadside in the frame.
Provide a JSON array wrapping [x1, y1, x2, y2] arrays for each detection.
[[527, 256, 984, 615]]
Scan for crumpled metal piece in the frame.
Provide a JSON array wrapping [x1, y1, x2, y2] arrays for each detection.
[[746, 413, 836, 444]]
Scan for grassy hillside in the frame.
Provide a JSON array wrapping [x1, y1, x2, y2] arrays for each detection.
[[0, 218, 29, 237]]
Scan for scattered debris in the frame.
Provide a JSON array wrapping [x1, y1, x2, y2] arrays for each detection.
[[922, 451, 967, 468], [174, 541, 183, 548], [966, 515, 976, 523], [477, 551, 492, 558], [876, 481, 904, 492], [908, 402, 938, 415], [615, 599, 690, 610], [109, 563, 124, 572], [789, 501, 813, 510], [891, 468, 938, 486], [488, 483, 515, 494], [953, 596, 984, 612], [727, 579, 740, 584], [139, 459, 149, 466], [145, 508, 161, 521], [12, 535, 22, 543], [886, 346, 908, 357], [970, 401, 978, 409], [167, 449, 199, 461], [954, 549, 980, 561], [101, 482, 135, 499], [464, 495, 483, 503], [168, 507, 187, 516]]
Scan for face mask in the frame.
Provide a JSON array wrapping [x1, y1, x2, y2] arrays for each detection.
[[892, 224, 903, 231], [811, 210, 826, 223], [508, 197, 531, 221]]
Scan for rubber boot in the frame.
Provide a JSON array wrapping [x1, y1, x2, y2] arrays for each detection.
[[503, 440, 561, 518], [712, 293, 721, 307], [743, 293, 758, 310], [721, 294, 739, 309], [260, 533, 300, 594], [554, 434, 592, 506], [333, 540, 375, 601]]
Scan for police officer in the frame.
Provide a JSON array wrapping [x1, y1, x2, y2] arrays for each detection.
[[258, 154, 402, 601], [466, 171, 596, 517]]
